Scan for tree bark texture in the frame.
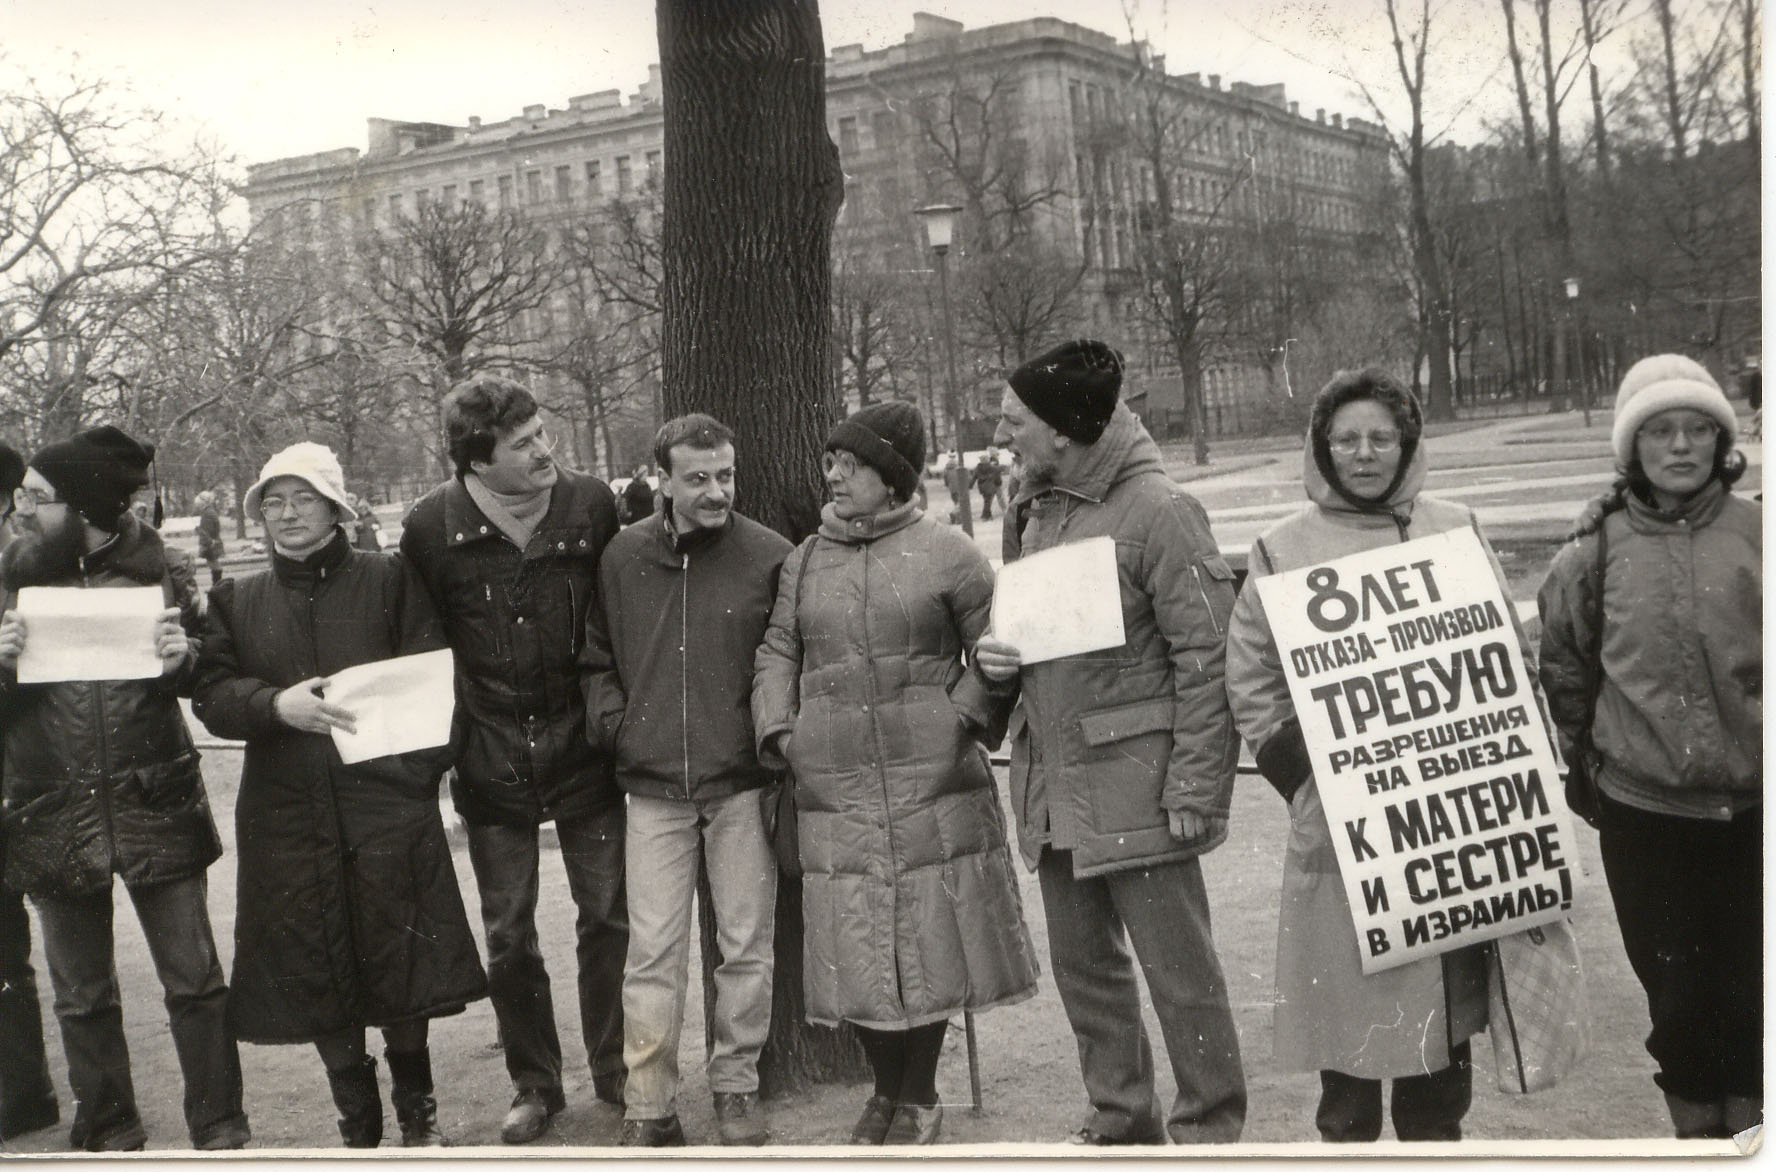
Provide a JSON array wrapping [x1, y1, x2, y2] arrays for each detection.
[[656, 0, 868, 1098], [657, 0, 845, 543]]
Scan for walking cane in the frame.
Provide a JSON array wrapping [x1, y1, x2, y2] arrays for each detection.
[[964, 1010, 982, 1113]]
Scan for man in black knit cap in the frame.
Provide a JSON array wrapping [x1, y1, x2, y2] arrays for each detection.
[[0, 425, 247, 1152], [978, 340, 1247, 1146]]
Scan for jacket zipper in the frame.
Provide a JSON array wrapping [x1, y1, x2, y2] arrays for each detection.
[[1191, 563, 1222, 636], [855, 545, 903, 1002], [681, 552, 692, 800], [84, 568, 119, 869]]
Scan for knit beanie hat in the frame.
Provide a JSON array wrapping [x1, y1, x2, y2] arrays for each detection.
[[29, 425, 156, 532], [1610, 354, 1738, 469], [242, 442, 358, 523], [825, 400, 926, 502], [1007, 340, 1124, 444]]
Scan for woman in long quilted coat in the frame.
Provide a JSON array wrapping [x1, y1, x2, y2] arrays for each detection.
[[191, 444, 486, 1149], [753, 402, 1038, 1146]]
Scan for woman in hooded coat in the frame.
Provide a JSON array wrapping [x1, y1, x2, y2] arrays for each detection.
[[1224, 368, 1527, 1142], [191, 443, 486, 1149]]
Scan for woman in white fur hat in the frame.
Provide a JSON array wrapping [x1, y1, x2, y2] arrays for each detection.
[[189, 442, 488, 1148], [1537, 355, 1761, 1138]]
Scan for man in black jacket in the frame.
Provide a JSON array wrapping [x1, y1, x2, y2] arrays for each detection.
[[0, 426, 247, 1152], [400, 378, 626, 1145], [581, 415, 790, 1147], [0, 441, 59, 1143]]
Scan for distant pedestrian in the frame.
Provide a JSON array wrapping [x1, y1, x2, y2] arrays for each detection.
[[192, 443, 487, 1148], [0, 426, 248, 1152], [620, 464, 655, 526], [0, 440, 59, 1144], [582, 415, 790, 1148], [976, 341, 1246, 1145], [942, 454, 969, 524], [1739, 359, 1760, 439], [349, 495, 383, 551], [1539, 355, 1761, 1139], [755, 401, 1039, 1146], [971, 450, 1004, 520], [1224, 368, 1520, 1142], [196, 490, 226, 586], [400, 377, 628, 1144]]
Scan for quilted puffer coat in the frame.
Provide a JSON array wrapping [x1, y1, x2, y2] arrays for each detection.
[[191, 533, 486, 1041], [752, 502, 1039, 1030], [0, 516, 222, 898]]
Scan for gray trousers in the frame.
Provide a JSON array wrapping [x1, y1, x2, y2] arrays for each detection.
[[1036, 849, 1246, 1143]]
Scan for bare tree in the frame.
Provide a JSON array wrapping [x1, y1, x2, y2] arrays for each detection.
[[655, 0, 862, 1094]]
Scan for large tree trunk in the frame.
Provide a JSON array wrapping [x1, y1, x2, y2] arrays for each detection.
[[656, 0, 866, 1098]]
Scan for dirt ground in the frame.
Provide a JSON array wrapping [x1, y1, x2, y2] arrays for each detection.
[[0, 751, 1723, 1157]]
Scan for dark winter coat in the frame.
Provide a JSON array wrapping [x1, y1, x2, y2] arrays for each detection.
[[190, 531, 486, 1042], [197, 506, 224, 561], [400, 469, 621, 828], [582, 509, 791, 802], [620, 477, 656, 526], [0, 516, 223, 898], [753, 502, 1039, 1030], [1001, 405, 1240, 877]]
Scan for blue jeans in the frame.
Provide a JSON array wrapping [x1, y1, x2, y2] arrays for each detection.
[[1037, 849, 1247, 1143], [621, 790, 776, 1119], [466, 804, 628, 1104], [34, 876, 247, 1151]]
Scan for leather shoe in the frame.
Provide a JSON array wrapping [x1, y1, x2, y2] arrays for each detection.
[[883, 1102, 942, 1145], [500, 1090, 559, 1145], [713, 1092, 769, 1146], [620, 1116, 686, 1147], [849, 1095, 896, 1144], [1070, 1120, 1166, 1145]]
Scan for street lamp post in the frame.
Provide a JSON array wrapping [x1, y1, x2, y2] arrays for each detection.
[[915, 202, 972, 537], [1564, 277, 1588, 427]]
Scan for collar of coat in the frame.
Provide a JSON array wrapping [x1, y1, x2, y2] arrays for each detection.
[[1299, 423, 1429, 528], [270, 528, 352, 587], [1, 510, 167, 588], [440, 470, 596, 555], [817, 498, 922, 544], [1623, 476, 1729, 531], [652, 506, 731, 561], [1013, 404, 1165, 506]]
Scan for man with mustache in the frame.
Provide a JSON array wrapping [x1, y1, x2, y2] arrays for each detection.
[[580, 415, 790, 1147], [400, 378, 627, 1144], [0, 426, 248, 1152]]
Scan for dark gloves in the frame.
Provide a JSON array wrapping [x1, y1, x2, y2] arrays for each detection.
[[1255, 719, 1313, 806]]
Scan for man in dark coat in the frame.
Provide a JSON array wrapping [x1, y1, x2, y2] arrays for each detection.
[[977, 342, 1247, 1146], [971, 450, 1005, 520], [619, 465, 655, 526], [581, 415, 790, 1148], [0, 426, 248, 1152], [0, 441, 59, 1143], [400, 378, 627, 1145]]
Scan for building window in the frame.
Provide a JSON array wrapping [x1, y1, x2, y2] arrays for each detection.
[[362, 198, 376, 227], [555, 164, 572, 202], [1068, 80, 1083, 123], [525, 170, 542, 204], [388, 192, 403, 217], [497, 174, 513, 208], [469, 179, 485, 205], [441, 184, 457, 206], [645, 150, 662, 188], [414, 188, 429, 209], [585, 160, 602, 198], [838, 116, 858, 154], [871, 110, 899, 150], [616, 155, 632, 194]]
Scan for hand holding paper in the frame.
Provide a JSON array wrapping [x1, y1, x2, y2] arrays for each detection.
[[0, 611, 23, 671], [13, 587, 165, 682], [972, 635, 1022, 681], [322, 649, 456, 766], [275, 677, 359, 736], [989, 536, 1125, 665], [153, 608, 190, 674]]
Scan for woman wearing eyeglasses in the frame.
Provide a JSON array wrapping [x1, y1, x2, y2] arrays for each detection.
[[1224, 368, 1520, 1142], [752, 402, 1038, 1146], [1538, 356, 1761, 1138], [189, 442, 487, 1148]]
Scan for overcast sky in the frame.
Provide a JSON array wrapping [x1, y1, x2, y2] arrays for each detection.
[[1, 0, 1530, 169]]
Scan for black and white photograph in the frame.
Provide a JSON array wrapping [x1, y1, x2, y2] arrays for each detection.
[[0, 0, 1760, 1157]]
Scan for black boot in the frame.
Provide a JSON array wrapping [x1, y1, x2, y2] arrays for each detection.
[[325, 1055, 383, 1148], [386, 1047, 446, 1147]]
